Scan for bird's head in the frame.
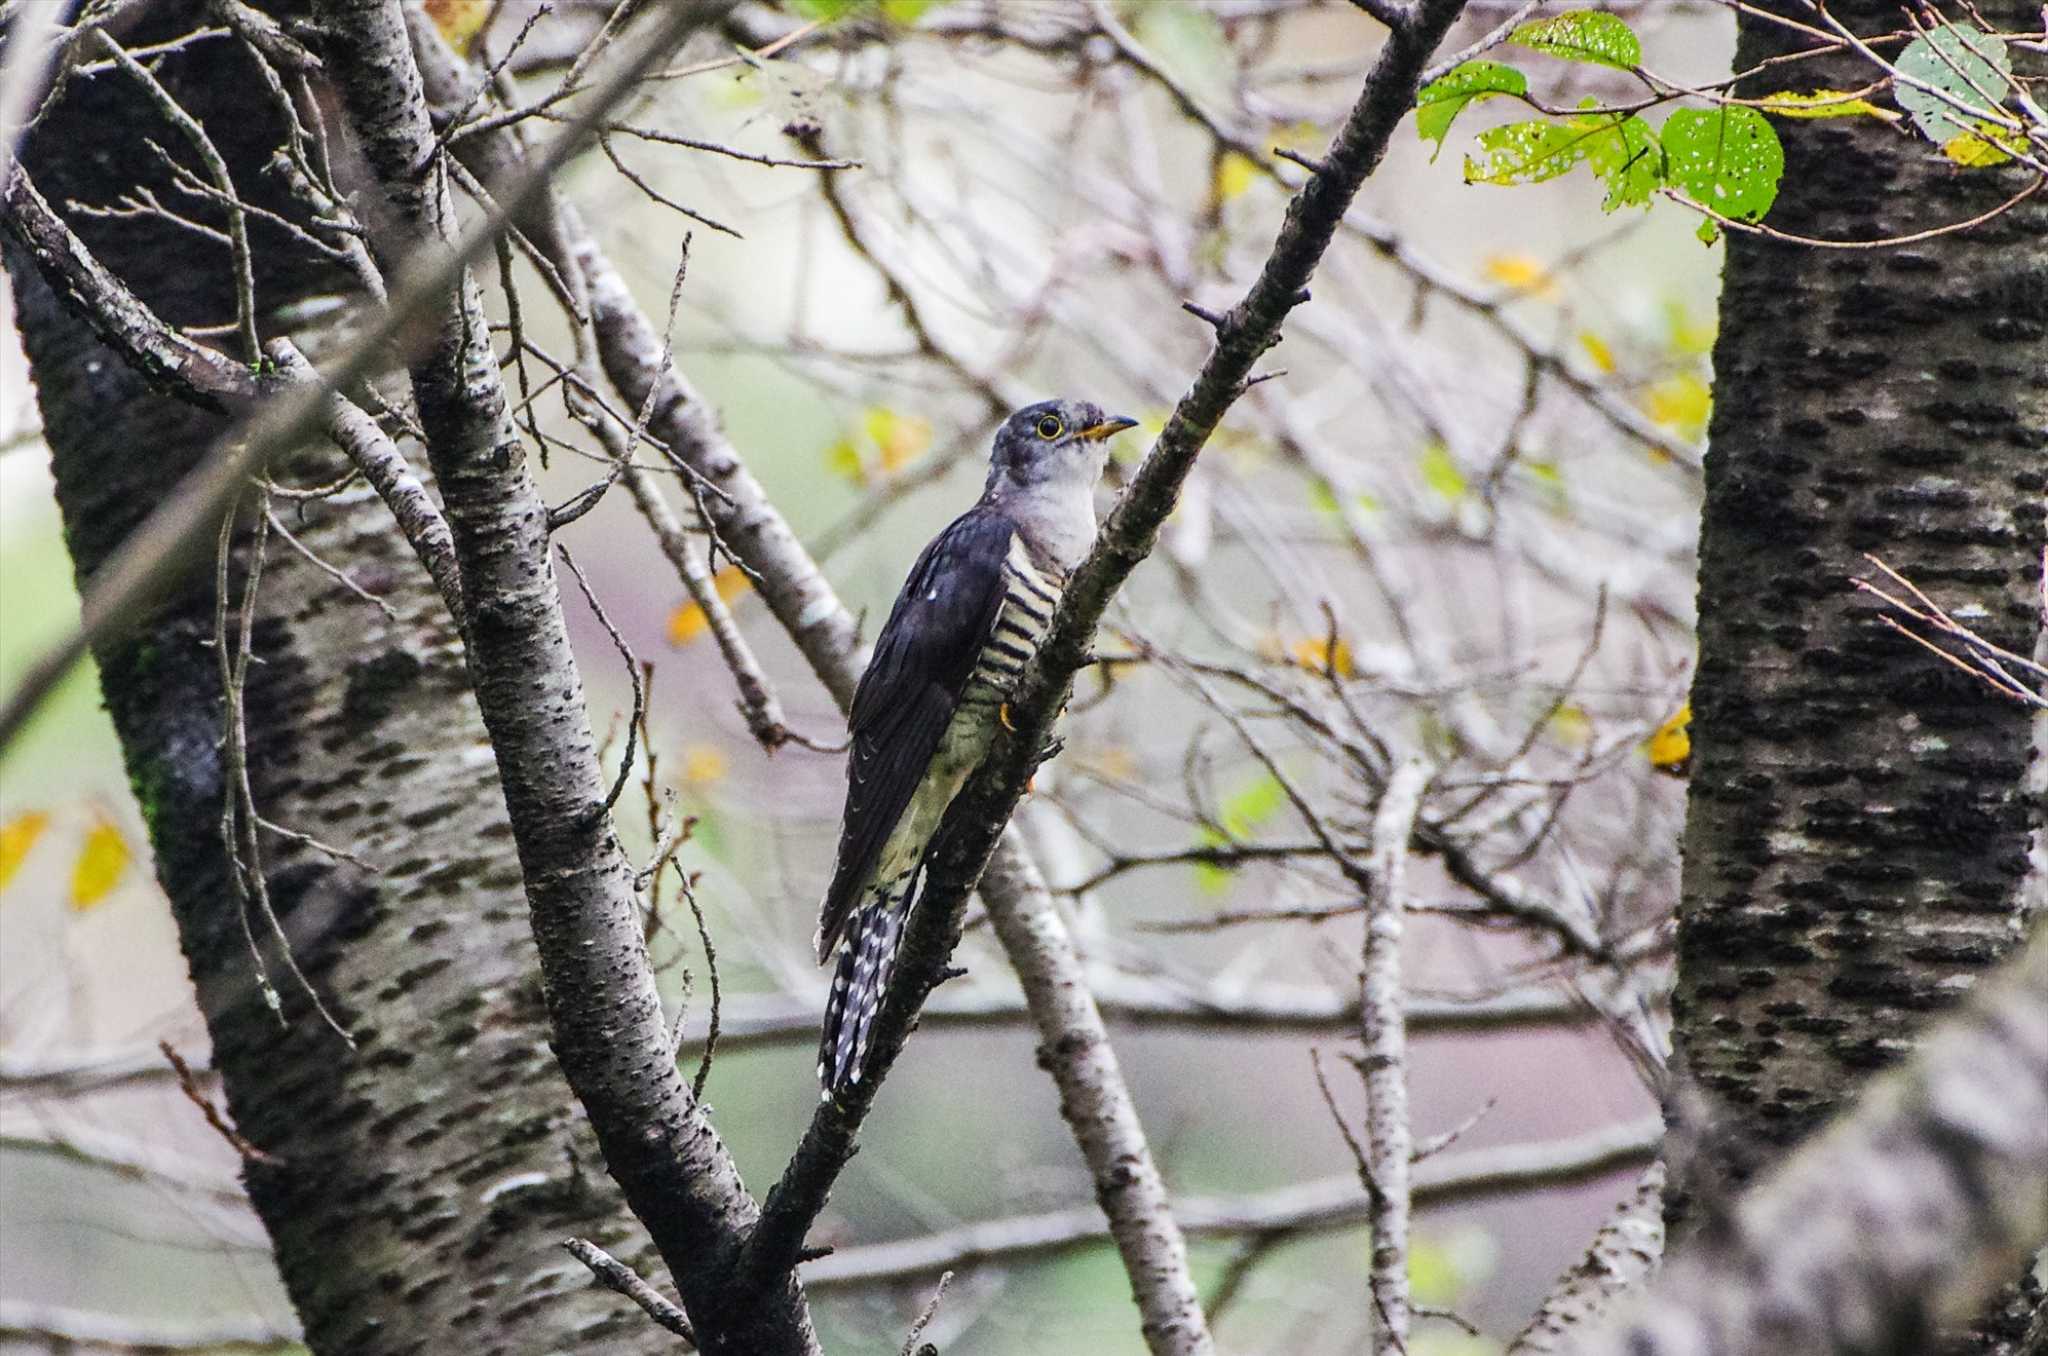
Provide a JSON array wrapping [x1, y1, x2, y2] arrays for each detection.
[[985, 399, 1138, 497]]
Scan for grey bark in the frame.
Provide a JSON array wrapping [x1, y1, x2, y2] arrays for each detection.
[[4, 10, 683, 1351], [1579, 921, 2048, 1356], [977, 843, 1214, 1356], [306, 3, 815, 1351], [1505, 1162, 1665, 1354], [1678, 1, 2047, 1345]]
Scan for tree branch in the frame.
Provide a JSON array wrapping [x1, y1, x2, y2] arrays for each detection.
[[803, 1117, 1662, 1289], [1506, 1161, 1664, 1354], [309, 4, 813, 1354], [977, 840, 1214, 1356], [741, 0, 1472, 1289], [1577, 924, 2048, 1356], [1359, 760, 1428, 1351], [264, 337, 464, 621]]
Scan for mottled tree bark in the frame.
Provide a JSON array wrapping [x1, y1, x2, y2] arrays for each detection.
[[1677, 0, 2047, 1345], [6, 12, 678, 1353]]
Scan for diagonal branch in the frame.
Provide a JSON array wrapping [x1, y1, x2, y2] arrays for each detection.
[[976, 840, 1215, 1356], [308, 4, 815, 1354], [1574, 923, 2048, 1356], [1506, 1161, 1665, 1354], [741, 0, 1472, 1288]]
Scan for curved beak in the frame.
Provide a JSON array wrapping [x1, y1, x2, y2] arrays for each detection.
[[1077, 415, 1140, 442]]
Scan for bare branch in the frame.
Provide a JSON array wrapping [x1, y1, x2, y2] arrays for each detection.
[[562, 1237, 697, 1344], [0, 1301, 295, 1354], [804, 1117, 1662, 1289], [1360, 760, 1429, 1351], [311, 3, 817, 1351], [978, 842, 1215, 1355], [1576, 925, 2048, 1356], [264, 338, 465, 622], [1506, 1161, 1664, 1354]]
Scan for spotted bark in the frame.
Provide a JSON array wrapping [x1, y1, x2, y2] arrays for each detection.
[[6, 9, 676, 1352], [1675, 0, 2047, 1345]]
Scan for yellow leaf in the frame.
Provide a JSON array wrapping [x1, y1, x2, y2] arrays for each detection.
[[1291, 636, 1354, 678], [1548, 703, 1591, 747], [1646, 703, 1692, 775], [1662, 300, 1716, 357], [1642, 372, 1711, 440], [864, 406, 933, 475], [1269, 120, 1323, 152], [1214, 151, 1257, 202], [1941, 130, 2013, 167], [69, 814, 130, 911], [0, 810, 50, 893], [682, 744, 729, 787], [1578, 330, 1616, 373], [666, 566, 752, 647], [825, 437, 866, 485], [422, 0, 491, 56], [1079, 743, 1137, 781], [1758, 89, 1900, 121], [1481, 251, 1559, 300]]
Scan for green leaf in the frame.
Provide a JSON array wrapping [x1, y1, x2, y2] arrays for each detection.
[[1464, 119, 1594, 186], [1696, 217, 1721, 245], [1582, 113, 1663, 210], [1661, 106, 1782, 223], [1896, 24, 2011, 144], [788, 0, 858, 18], [1420, 442, 1468, 501], [1191, 828, 1233, 894], [1133, 2, 1234, 104], [1415, 60, 1528, 155], [1510, 11, 1641, 70], [1757, 89, 1900, 121], [1218, 771, 1286, 837], [879, 0, 938, 21]]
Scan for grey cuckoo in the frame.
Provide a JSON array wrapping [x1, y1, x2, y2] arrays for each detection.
[[816, 398, 1137, 1094]]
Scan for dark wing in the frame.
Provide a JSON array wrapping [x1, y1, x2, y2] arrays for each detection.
[[816, 507, 1014, 959]]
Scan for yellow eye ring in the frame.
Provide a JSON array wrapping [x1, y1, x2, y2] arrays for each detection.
[[1036, 415, 1064, 440]]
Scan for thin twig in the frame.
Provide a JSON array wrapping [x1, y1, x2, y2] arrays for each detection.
[[159, 1041, 277, 1165], [93, 31, 260, 364], [900, 1271, 954, 1356], [555, 544, 643, 815], [561, 1237, 696, 1343], [674, 861, 722, 1102]]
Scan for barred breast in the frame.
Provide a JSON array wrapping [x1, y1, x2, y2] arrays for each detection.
[[958, 533, 1063, 714]]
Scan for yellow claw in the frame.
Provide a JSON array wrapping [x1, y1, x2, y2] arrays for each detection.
[[998, 702, 1017, 732]]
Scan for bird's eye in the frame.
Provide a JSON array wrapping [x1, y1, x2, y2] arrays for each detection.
[[1035, 415, 1064, 440]]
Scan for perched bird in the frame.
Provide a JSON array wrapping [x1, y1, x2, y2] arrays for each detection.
[[816, 398, 1138, 1094]]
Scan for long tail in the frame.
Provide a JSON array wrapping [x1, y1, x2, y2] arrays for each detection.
[[817, 872, 914, 1096]]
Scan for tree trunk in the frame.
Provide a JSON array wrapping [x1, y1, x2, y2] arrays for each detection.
[[6, 10, 674, 1352], [1676, 0, 2047, 1345]]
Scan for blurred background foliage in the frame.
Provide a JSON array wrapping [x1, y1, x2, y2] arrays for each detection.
[[0, 0, 1742, 1350]]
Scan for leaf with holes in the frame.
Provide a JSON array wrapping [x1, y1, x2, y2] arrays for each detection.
[[1510, 11, 1641, 70], [1661, 106, 1782, 224], [1582, 113, 1663, 210], [1896, 24, 2011, 144], [1465, 119, 1595, 186], [1415, 61, 1528, 156]]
